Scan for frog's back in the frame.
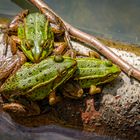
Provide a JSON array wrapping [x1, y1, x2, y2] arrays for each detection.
[[0, 57, 77, 100], [74, 57, 121, 88], [25, 13, 47, 40]]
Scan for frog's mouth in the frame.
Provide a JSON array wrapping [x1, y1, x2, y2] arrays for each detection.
[[99, 72, 120, 85]]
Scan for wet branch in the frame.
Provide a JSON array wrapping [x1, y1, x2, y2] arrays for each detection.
[[28, 0, 140, 81]]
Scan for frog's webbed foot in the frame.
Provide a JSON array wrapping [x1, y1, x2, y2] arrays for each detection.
[[2, 101, 40, 117], [89, 85, 101, 95], [49, 91, 61, 105]]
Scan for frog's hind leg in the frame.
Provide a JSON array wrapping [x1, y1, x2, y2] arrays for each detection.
[[63, 45, 100, 59], [53, 42, 67, 55], [76, 50, 101, 59], [2, 101, 40, 117], [9, 10, 29, 31], [5, 35, 27, 74]]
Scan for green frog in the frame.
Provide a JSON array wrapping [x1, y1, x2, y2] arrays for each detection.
[[61, 57, 121, 99], [1, 11, 69, 82], [17, 12, 54, 63], [0, 56, 120, 116], [0, 56, 77, 116], [8, 12, 54, 63], [3, 11, 67, 65]]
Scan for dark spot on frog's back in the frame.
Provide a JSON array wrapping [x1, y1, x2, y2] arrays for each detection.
[[43, 73, 47, 77], [19, 73, 23, 77], [35, 78, 39, 82], [28, 79, 31, 83]]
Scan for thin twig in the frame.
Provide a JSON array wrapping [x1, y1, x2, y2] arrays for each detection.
[[28, 0, 140, 81]]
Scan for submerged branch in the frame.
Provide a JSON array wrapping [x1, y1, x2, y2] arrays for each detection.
[[28, 0, 140, 81]]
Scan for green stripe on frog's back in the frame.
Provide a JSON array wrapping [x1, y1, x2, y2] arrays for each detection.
[[74, 57, 121, 88], [18, 12, 54, 63], [27, 59, 77, 101], [25, 13, 46, 40]]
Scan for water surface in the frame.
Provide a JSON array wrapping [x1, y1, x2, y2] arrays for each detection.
[[1, 0, 140, 44]]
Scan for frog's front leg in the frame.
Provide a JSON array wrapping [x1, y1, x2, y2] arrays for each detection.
[[49, 91, 61, 105], [8, 35, 20, 54], [61, 82, 102, 99], [89, 85, 101, 95]]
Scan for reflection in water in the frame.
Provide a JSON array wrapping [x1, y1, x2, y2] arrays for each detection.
[[0, 112, 122, 140]]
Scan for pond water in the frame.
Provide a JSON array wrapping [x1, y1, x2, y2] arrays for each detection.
[[0, 0, 139, 140], [0, 111, 122, 140], [1, 0, 140, 44]]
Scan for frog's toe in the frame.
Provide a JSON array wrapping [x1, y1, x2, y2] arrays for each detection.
[[49, 91, 61, 105], [89, 85, 101, 95]]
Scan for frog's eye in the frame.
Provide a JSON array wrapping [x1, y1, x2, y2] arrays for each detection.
[[54, 55, 64, 63], [25, 39, 34, 49]]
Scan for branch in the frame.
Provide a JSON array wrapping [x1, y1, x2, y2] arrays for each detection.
[[28, 0, 140, 81]]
